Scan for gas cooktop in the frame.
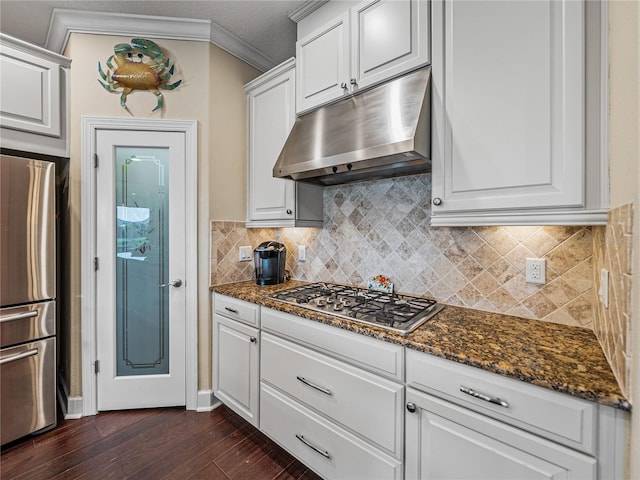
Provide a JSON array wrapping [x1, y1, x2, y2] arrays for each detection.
[[268, 282, 444, 335]]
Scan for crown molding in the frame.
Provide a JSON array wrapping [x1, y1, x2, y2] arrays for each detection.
[[1, 32, 71, 67], [288, 0, 329, 23], [208, 22, 275, 72], [46, 8, 275, 72]]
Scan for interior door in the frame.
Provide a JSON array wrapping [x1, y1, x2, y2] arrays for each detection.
[[95, 129, 186, 410]]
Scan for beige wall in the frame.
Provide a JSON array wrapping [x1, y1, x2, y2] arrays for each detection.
[[608, 1, 640, 477], [64, 33, 257, 398]]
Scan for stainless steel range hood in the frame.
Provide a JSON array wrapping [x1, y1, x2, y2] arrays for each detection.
[[273, 66, 431, 186]]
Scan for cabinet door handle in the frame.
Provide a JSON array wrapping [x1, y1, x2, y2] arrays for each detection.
[[224, 307, 239, 314], [432, 197, 443, 206], [295, 434, 331, 459], [249, 336, 257, 343], [460, 385, 509, 408], [406, 402, 417, 413], [340, 81, 348, 89], [296, 376, 332, 396], [350, 77, 357, 86], [286, 209, 292, 215]]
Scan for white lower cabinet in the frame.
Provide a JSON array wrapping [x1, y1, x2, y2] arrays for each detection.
[[260, 308, 404, 480], [405, 387, 596, 480], [212, 298, 627, 479], [262, 383, 402, 480], [212, 295, 260, 427]]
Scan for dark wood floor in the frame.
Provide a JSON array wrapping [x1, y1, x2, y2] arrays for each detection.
[[1, 405, 322, 480]]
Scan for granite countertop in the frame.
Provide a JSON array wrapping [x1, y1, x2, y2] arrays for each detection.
[[211, 279, 631, 411]]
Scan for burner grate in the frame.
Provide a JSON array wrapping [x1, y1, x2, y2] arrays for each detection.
[[268, 282, 443, 334]]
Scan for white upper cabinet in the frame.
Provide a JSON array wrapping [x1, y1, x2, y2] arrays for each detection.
[[0, 34, 70, 157], [430, 0, 608, 226], [245, 58, 323, 228], [296, 0, 430, 114]]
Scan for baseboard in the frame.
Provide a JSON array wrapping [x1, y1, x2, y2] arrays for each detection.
[[56, 372, 83, 419], [196, 389, 222, 412]]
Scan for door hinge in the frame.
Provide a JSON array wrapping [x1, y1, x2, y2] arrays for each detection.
[[94, 257, 99, 271], [93, 153, 99, 168], [94, 360, 100, 374]]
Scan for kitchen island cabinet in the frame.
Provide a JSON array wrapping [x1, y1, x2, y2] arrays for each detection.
[[0, 33, 70, 157], [244, 58, 323, 228], [430, 0, 607, 226], [295, 0, 430, 113]]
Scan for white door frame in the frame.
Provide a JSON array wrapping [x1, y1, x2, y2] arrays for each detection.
[[81, 116, 198, 415]]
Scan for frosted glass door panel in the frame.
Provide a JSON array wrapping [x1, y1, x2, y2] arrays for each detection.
[[115, 147, 169, 376]]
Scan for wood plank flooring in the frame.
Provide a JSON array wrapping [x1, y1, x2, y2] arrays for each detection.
[[0, 405, 322, 480]]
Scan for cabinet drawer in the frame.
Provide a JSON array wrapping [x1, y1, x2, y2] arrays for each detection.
[[406, 388, 596, 480], [214, 294, 260, 327], [261, 383, 402, 480], [261, 332, 403, 458], [261, 307, 404, 381], [406, 350, 597, 454]]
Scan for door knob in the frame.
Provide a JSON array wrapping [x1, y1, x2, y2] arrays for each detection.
[[160, 279, 183, 288]]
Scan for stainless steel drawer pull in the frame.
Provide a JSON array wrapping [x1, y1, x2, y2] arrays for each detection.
[[296, 376, 332, 396], [0, 310, 38, 323], [224, 307, 239, 314], [0, 348, 38, 365], [295, 434, 331, 459], [460, 385, 509, 408]]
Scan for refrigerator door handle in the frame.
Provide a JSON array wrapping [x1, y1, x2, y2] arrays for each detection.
[[0, 348, 38, 365], [0, 311, 38, 323]]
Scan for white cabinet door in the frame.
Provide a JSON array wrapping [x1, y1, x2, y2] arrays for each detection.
[[297, 1, 430, 113], [247, 60, 296, 223], [246, 59, 323, 228], [213, 313, 260, 427], [296, 12, 350, 113], [351, 0, 430, 90], [405, 388, 596, 480], [430, 0, 602, 225], [0, 34, 70, 157]]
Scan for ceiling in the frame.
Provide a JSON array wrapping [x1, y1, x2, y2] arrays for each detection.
[[0, 0, 309, 68]]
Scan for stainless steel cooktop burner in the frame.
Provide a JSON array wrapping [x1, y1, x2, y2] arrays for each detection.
[[268, 282, 444, 334]]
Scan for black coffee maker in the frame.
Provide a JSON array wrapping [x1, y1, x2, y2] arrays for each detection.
[[254, 241, 286, 285]]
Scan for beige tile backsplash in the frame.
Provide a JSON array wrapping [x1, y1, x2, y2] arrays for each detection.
[[211, 174, 597, 328], [592, 204, 634, 397]]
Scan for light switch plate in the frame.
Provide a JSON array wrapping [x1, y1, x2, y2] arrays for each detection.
[[298, 245, 306, 262], [239, 246, 252, 262]]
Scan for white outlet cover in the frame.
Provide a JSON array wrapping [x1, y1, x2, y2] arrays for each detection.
[[599, 268, 609, 308], [238, 245, 252, 262], [525, 258, 546, 284]]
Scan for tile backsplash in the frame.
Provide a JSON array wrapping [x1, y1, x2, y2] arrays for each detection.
[[211, 174, 595, 328], [592, 204, 634, 397]]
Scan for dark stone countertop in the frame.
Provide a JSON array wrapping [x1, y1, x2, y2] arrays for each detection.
[[211, 279, 631, 411]]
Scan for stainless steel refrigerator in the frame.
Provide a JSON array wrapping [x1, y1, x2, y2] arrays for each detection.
[[1, 154, 57, 445]]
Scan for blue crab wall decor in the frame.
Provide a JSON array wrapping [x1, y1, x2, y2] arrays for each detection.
[[98, 38, 182, 112]]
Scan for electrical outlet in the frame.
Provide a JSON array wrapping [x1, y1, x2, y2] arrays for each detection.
[[525, 258, 546, 284], [598, 268, 609, 308], [298, 245, 306, 262], [238, 246, 252, 262]]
